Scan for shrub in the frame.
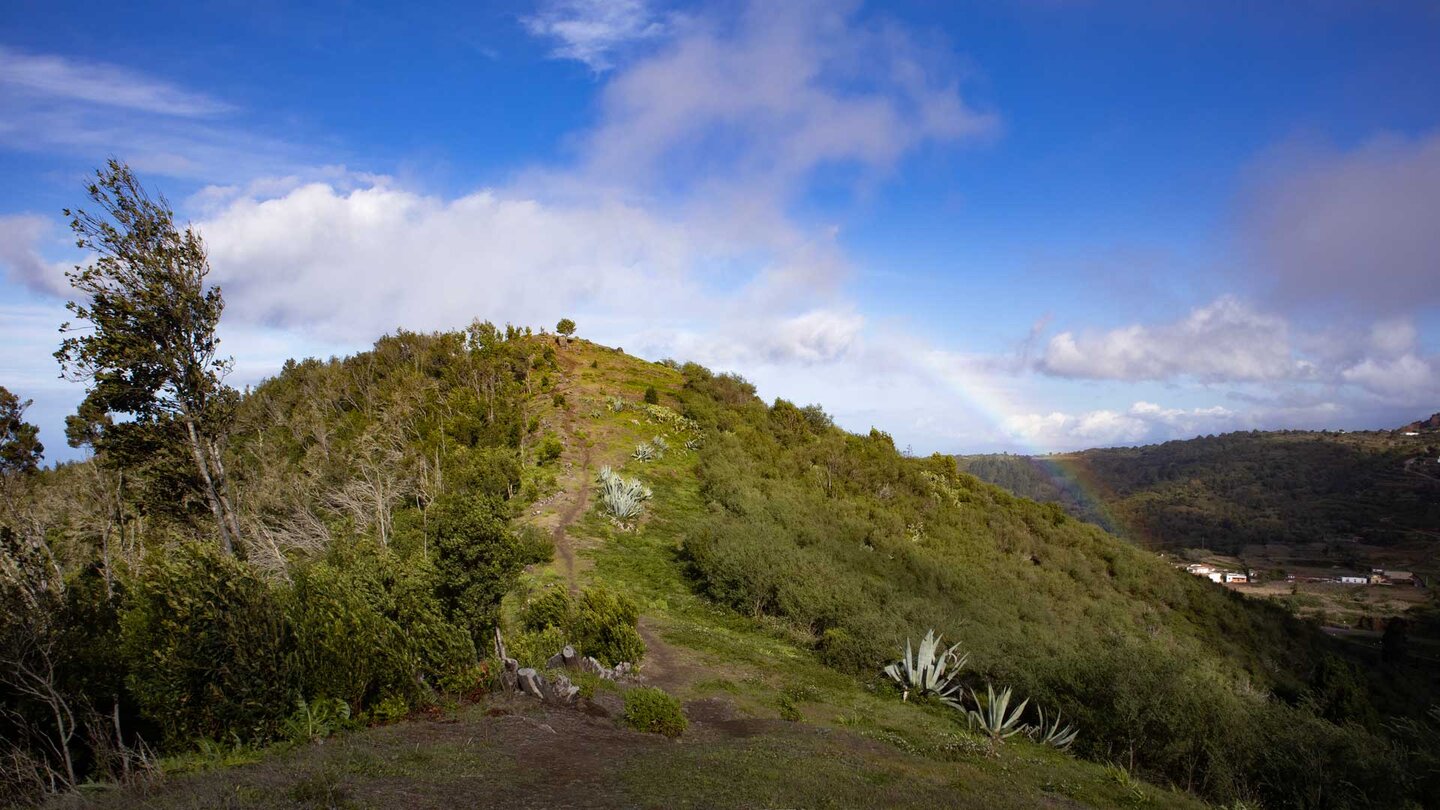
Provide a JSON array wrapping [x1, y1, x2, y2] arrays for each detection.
[[121, 543, 298, 745], [643, 386, 659, 405], [429, 494, 549, 643], [538, 432, 564, 464], [281, 697, 353, 744], [574, 587, 646, 666], [520, 584, 646, 666], [289, 546, 476, 712], [623, 687, 686, 737], [289, 556, 413, 711]]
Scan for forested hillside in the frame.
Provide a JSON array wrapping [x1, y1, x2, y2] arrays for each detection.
[[956, 428, 1440, 556]]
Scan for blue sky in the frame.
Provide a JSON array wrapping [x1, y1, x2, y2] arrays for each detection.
[[2, 0, 1439, 461]]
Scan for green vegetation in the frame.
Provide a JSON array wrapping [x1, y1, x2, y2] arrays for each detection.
[[518, 584, 646, 666], [671, 363, 1436, 807], [2, 165, 1434, 808], [956, 427, 1440, 555], [622, 686, 687, 737], [965, 683, 1029, 742], [882, 629, 967, 705]]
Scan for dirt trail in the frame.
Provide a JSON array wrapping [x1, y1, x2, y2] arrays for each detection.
[[547, 351, 593, 595]]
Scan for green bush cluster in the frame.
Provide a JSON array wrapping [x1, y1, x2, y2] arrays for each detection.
[[622, 687, 686, 737], [120, 541, 478, 747], [520, 584, 646, 666]]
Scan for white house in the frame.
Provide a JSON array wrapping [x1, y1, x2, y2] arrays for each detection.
[[1224, 572, 1249, 584], [1338, 574, 1368, 585]]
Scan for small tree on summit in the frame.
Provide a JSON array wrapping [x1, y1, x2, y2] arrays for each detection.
[[556, 318, 576, 337], [55, 160, 243, 555]]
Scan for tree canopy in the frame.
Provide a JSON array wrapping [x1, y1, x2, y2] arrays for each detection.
[[55, 160, 242, 554]]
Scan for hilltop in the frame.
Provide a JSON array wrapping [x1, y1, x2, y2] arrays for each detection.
[[5, 330, 1437, 809]]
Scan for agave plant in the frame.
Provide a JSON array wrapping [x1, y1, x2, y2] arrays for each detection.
[[966, 683, 1029, 741], [882, 629, 968, 705], [651, 435, 669, 452], [608, 396, 626, 413], [1028, 705, 1079, 750], [597, 466, 652, 521], [684, 437, 702, 452], [632, 442, 656, 461]]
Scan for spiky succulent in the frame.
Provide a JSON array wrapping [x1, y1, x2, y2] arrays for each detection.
[[882, 629, 968, 705], [632, 442, 656, 461], [967, 683, 1030, 741], [597, 466, 652, 521], [1028, 705, 1079, 750]]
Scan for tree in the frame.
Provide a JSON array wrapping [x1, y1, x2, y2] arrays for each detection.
[[555, 318, 576, 337], [55, 161, 243, 555], [0, 387, 44, 480]]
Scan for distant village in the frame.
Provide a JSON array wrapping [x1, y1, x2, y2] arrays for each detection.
[[1177, 561, 1426, 589]]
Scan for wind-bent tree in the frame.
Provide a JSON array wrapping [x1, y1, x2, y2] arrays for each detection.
[[55, 161, 243, 555], [0, 386, 44, 480]]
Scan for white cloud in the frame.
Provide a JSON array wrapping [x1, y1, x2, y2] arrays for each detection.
[[1004, 401, 1244, 449], [1038, 297, 1311, 382], [0, 215, 70, 295], [0, 46, 304, 181], [0, 45, 232, 117], [523, 0, 669, 71]]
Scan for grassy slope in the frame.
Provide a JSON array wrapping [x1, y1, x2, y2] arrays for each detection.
[[71, 337, 1210, 809]]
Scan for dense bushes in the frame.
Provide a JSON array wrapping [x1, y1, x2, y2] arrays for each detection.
[[119, 541, 481, 748], [122, 543, 299, 745], [519, 584, 646, 666]]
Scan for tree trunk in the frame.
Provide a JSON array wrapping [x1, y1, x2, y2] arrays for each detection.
[[182, 415, 235, 555], [207, 437, 244, 550]]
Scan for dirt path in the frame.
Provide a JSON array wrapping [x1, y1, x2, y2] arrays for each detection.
[[552, 437, 592, 595], [547, 351, 594, 595]]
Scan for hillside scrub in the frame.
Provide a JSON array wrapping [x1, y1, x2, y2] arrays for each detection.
[[672, 363, 1433, 808], [3, 327, 1435, 808], [0, 324, 558, 800]]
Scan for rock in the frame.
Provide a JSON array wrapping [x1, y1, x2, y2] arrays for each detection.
[[544, 674, 580, 706], [579, 656, 607, 677]]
